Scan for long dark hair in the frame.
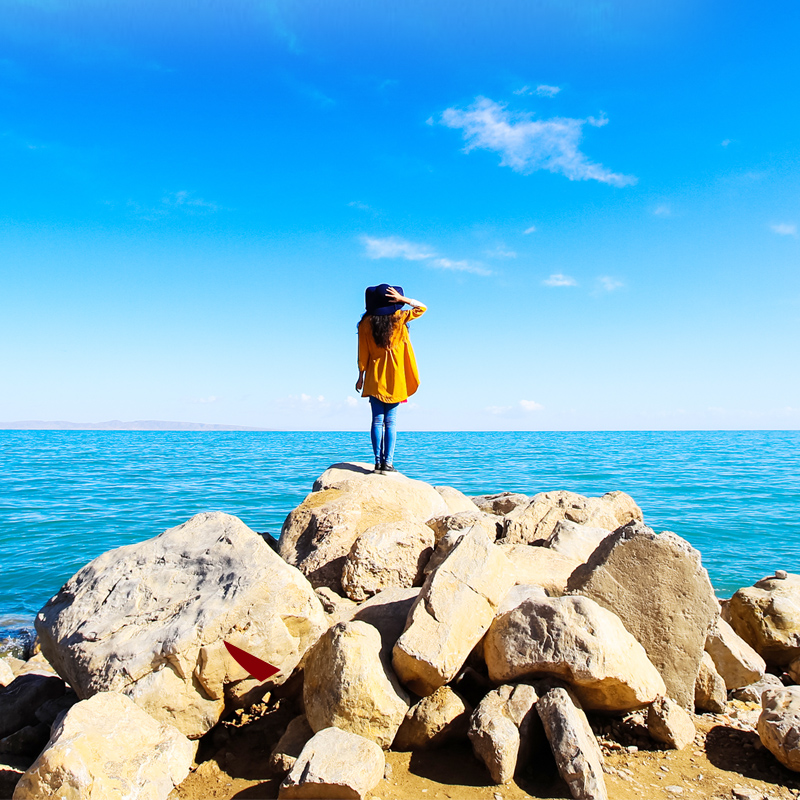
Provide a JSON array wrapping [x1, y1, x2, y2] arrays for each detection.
[[358, 311, 400, 348]]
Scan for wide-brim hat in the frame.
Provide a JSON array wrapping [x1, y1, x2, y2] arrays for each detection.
[[365, 283, 404, 316]]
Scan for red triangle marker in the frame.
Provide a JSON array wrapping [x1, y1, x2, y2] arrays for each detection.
[[224, 641, 280, 682]]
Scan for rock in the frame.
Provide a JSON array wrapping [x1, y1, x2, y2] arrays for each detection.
[[14, 653, 59, 678], [13, 691, 196, 800], [0, 723, 50, 757], [496, 544, 581, 596], [280, 462, 448, 592], [279, 726, 385, 800], [726, 573, 800, 667], [545, 520, 612, 563], [314, 586, 357, 621], [757, 685, 800, 772], [269, 714, 314, 774], [1, 657, 25, 677], [705, 617, 766, 690], [567, 522, 719, 709], [347, 588, 419, 655], [0, 674, 66, 739], [303, 621, 409, 748], [502, 490, 642, 546], [495, 584, 549, 616], [0, 660, 14, 688], [731, 673, 786, 703], [484, 595, 665, 713], [35, 512, 326, 739], [468, 683, 538, 784], [537, 685, 607, 800], [789, 656, 800, 684], [694, 652, 727, 713], [34, 691, 79, 726], [426, 510, 501, 546], [435, 486, 481, 515], [393, 686, 472, 751], [647, 696, 696, 750], [471, 492, 530, 516], [341, 520, 434, 601], [393, 526, 515, 696]]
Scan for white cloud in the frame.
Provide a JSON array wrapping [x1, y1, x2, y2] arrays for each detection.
[[653, 204, 671, 217], [361, 236, 435, 261], [162, 191, 219, 212], [484, 246, 517, 259], [345, 396, 359, 408], [721, 139, 731, 147], [486, 405, 512, 415], [348, 200, 371, 211], [770, 223, 797, 236], [519, 399, 544, 412], [487, 400, 544, 416], [523, 225, 537, 234], [597, 276, 624, 292], [543, 273, 577, 287], [429, 257, 492, 276], [189, 396, 218, 404], [535, 85, 561, 97], [440, 97, 636, 187]]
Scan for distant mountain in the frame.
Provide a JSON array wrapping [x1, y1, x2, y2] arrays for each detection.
[[0, 420, 272, 431]]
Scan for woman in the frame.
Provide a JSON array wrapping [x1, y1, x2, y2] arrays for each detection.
[[356, 284, 427, 473]]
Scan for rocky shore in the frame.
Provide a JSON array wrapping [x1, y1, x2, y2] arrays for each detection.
[[1, 462, 800, 800]]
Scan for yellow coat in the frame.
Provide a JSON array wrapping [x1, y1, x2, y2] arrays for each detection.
[[358, 306, 426, 403]]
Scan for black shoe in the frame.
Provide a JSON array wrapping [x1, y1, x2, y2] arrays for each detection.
[[381, 463, 397, 473], [373, 461, 382, 473]]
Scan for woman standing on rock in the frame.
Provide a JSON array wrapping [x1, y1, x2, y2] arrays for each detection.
[[356, 284, 426, 473]]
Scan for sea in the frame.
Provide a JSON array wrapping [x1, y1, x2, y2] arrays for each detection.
[[1, 429, 798, 651]]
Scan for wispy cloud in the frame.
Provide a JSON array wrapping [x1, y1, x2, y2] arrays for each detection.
[[348, 200, 372, 212], [484, 246, 517, 259], [487, 399, 544, 415], [597, 276, 624, 292], [514, 85, 561, 98], [770, 223, 797, 236], [519, 399, 544, 411], [429, 257, 491, 276], [653, 204, 671, 217], [440, 97, 636, 187], [361, 236, 491, 276], [543, 273, 577, 287], [523, 225, 537, 234], [721, 139, 731, 147], [162, 191, 219, 212]]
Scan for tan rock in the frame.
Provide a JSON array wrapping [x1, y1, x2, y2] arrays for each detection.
[[0, 660, 14, 688], [393, 526, 515, 696], [303, 621, 409, 748], [393, 686, 472, 750], [484, 595, 665, 713], [757, 686, 800, 772], [12, 691, 196, 800], [567, 521, 719, 709], [426, 510, 500, 545], [694, 652, 727, 713], [435, 485, 481, 514], [269, 714, 314, 774], [705, 616, 766, 690], [726, 573, 800, 667], [789, 656, 800, 684], [731, 673, 785, 703], [348, 587, 420, 655], [280, 462, 448, 591], [35, 512, 327, 738], [496, 543, 581, 596], [471, 492, 530, 516], [647, 696, 696, 750], [341, 520, 434, 602], [13, 653, 59, 678], [545, 520, 612, 563], [279, 726, 385, 799]]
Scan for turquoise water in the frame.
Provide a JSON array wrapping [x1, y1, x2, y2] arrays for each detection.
[[1, 430, 798, 639]]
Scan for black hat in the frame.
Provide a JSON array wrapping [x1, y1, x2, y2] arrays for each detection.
[[365, 284, 404, 316]]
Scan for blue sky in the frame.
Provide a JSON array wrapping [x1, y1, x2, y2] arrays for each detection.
[[1, 0, 798, 430]]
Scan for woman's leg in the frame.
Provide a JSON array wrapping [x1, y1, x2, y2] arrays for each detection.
[[369, 397, 385, 466], [382, 402, 400, 466]]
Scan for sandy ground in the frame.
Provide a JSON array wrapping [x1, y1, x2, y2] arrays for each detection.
[[167, 698, 800, 800]]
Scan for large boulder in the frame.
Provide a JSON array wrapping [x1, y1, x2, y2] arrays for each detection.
[[435, 486, 481, 515], [726, 573, 800, 668], [340, 520, 434, 601], [426, 510, 501, 546], [280, 463, 448, 592], [303, 621, 409, 748], [496, 544, 581, 596], [732, 673, 785, 703], [269, 715, 314, 775], [393, 686, 472, 751], [694, 652, 727, 714], [567, 521, 719, 709], [757, 686, 800, 772], [484, 595, 665, 713], [13, 691, 196, 800], [502, 490, 641, 546], [537, 685, 607, 800], [279, 726, 385, 800], [705, 617, 766, 690], [35, 512, 327, 738], [393, 526, 515, 696], [471, 492, 529, 516], [347, 588, 419, 654], [647, 696, 696, 750], [545, 520, 612, 563]]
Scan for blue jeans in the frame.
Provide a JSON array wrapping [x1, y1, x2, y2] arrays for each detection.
[[369, 397, 399, 466]]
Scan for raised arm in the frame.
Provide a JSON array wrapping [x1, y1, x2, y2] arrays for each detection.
[[385, 286, 425, 309]]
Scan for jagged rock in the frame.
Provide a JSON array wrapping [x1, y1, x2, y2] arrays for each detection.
[[393, 686, 472, 751], [467, 683, 538, 784], [314, 586, 357, 621], [426, 511, 500, 546], [34, 691, 79, 726], [537, 685, 607, 800], [647, 696, 696, 750], [0, 723, 50, 757], [0, 660, 15, 688], [304, 621, 409, 748], [545, 520, 612, 563], [35, 512, 327, 739], [0, 674, 66, 739], [14, 653, 59, 679], [568, 522, 718, 709], [435, 486, 481, 514], [0, 758, 27, 799], [471, 492, 530, 516], [757, 686, 800, 772], [694, 652, 727, 713], [496, 584, 549, 616], [496, 544, 581, 596], [341, 520, 434, 601], [705, 616, 766, 690], [279, 726, 385, 800], [789, 656, 800, 684], [393, 526, 515, 696], [732, 673, 785, 703], [269, 714, 314, 774], [347, 587, 419, 655], [502, 490, 641, 546], [484, 595, 665, 713], [1, 657, 25, 677], [13, 691, 196, 800], [280, 462, 448, 592], [726, 573, 800, 668]]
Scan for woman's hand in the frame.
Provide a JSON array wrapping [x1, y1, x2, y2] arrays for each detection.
[[355, 374, 364, 392], [385, 286, 406, 305]]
